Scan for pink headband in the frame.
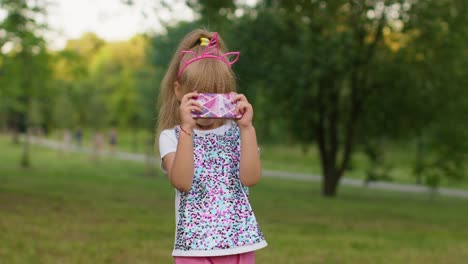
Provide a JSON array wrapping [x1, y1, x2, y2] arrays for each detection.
[[177, 32, 240, 78]]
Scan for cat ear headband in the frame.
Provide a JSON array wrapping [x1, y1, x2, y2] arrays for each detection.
[[177, 32, 240, 78]]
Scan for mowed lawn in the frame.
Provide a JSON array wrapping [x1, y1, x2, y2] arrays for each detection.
[[1, 135, 468, 264]]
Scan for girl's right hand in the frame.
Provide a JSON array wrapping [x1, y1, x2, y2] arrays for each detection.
[[179, 91, 202, 131]]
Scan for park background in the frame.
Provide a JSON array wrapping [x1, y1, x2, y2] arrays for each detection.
[[1, 0, 467, 263]]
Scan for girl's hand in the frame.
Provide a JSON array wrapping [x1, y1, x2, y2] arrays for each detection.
[[231, 93, 254, 129], [179, 91, 202, 131]]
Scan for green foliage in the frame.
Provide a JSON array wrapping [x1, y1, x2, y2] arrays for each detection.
[[364, 0, 468, 189], [51, 86, 77, 129], [150, 21, 200, 68], [187, 0, 236, 32], [0, 0, 52, 120], [45, 33, 157, 133], [363, 139, 394, 183]]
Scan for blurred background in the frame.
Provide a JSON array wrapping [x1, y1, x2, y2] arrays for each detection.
[[1, 0, 467, 263]]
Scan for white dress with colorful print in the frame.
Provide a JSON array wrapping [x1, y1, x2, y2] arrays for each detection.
[[159, 122, 267, 257]]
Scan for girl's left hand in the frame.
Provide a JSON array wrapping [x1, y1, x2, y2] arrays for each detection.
[[231, 93, 254, 128]]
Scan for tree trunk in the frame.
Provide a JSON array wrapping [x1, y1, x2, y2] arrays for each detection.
[[322, 169, 341, 197], [12, 127, 20, 144], [11, 113, 20, 144], [307, 1, 386, 198], [316, 76, 359, 198], [20, 129, 30, 168], [415, 135, 424, 184]]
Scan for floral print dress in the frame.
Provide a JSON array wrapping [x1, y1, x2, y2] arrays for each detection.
[[171, 122, 267, 257]]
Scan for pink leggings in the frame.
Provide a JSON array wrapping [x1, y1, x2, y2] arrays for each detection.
[[174, 251, 255, 264]]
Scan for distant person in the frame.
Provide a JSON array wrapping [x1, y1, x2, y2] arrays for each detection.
[[75, 127, 83, 148], [157, 30, 267, 264], [108, 127, 117, 153], [93, 131, 104, 158]]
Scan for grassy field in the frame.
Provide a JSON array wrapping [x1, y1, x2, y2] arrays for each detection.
[[1, 135, 468, 263], [45, 129, 468, 190]]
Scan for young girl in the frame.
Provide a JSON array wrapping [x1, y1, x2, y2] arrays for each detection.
[[157, 29, 267, 263]]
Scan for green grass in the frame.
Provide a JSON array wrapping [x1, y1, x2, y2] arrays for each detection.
[[1, 135, 468, 263], [44, 129, 468, 190], [259, 143, 468, 189]]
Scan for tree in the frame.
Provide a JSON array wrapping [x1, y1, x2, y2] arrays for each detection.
[[51, 33, 106, 131], [0, 0, 51, 167], [230, 1, 399, 196], [89, 35, 154, 145], [390, 0, 468, 190], [51, 48, 88, 127]]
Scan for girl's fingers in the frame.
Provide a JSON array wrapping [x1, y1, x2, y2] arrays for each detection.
[[181, 91, 199, 104], [189, 106, 202, 113], [231, 93, 247, 103], [184, 99, 203, 111], [192, 101, 203, 109], [235, 101, 251, 115], [182, 103, 202, 113], [186, 99, 196, 106]]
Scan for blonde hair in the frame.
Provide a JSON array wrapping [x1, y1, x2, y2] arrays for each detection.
[[156, 29, 238, 139]]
